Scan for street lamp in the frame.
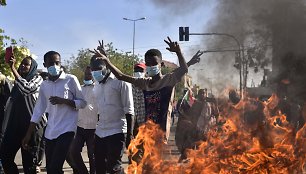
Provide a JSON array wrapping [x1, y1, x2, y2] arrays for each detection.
[[123, 17, 146, 57]]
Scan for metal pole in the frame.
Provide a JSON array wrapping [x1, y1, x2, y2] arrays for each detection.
[[133, 21, 135, 57], [190, 32, 243, 97], [123, 17, 146, 58]]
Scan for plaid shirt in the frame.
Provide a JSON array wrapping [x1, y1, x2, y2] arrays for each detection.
[[132, 85, 146, 125]]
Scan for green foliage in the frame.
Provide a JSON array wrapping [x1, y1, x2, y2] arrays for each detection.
[[64, 43, 139, 83], [64, 48, 92, 83], [0, 0, 6, 6], [106, 43, 139, 76], [0, 29, 31, 79]]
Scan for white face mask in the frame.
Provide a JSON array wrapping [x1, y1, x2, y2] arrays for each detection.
[[83, 79, 93, 85], [146, 65, 160, 77], [134, 72, 145, 78], [47, 65, 61, 76], [91, 70, 105, 82]]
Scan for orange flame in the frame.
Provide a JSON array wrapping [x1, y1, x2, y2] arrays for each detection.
[[127, 94, 306, 173]]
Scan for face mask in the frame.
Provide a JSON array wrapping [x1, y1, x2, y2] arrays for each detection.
[[47, 65, 61, 76], [91, 70, 105, 82], [134, 72, 145, 78], [146, 65, 160, 77], [83, 79, 93, 85]]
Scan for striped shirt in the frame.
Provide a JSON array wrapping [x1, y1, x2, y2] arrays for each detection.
[[132, 85, 146, 125], [15, 75, 47, 130]]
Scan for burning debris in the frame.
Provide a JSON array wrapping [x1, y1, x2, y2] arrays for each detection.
[[127, 94, 306, 174], [128, 0, 306, 173]]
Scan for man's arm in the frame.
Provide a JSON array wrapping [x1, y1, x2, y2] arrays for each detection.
[[125, 113, 134, 148], [22, 122, 37, 150], [103, 58, 136, 84], [93, 40, 136, 84]]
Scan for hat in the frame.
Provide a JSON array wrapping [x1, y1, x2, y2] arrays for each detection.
[[134, 63, 146, 69]]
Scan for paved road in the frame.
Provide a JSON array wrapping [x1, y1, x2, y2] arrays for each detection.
[[15, 121, 179, 173]]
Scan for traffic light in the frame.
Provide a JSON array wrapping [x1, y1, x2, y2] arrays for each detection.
[[179, 27, 189, 41]]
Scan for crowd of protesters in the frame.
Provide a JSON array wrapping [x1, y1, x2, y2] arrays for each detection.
[[0, 37, 204, 174], [0, 37, 305, 174]]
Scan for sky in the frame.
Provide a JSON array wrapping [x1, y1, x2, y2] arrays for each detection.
[[0, 0, 214, 67], [1, 0, 257, 92]]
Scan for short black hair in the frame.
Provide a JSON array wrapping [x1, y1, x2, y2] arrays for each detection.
[[44, 51, 61, 63], [90, 55, 103, 66], [145, 49, 162, 60]]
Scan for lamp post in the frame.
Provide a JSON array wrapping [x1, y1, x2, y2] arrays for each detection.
[[123, 17, 146, 57]]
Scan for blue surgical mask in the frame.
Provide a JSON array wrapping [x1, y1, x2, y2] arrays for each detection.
[[91, 70, 105, 82], [146, 65, 160, 77], [47, 65, 61, 76], [134, 72, 145, 78], [83, 79, 93, 85]]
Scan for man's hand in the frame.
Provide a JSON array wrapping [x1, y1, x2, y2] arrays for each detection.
[[96, 40, 107, 56], [89, 40, 108, 61], [164, 37, 181, 53], [188, 50, 204, 66], [91, 49, 109, 61], [8, 56, 16, 69], [49, 96, 66, 105]]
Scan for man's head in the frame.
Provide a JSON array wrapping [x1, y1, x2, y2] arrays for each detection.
[[84, 66, 93, 81], [83, 66, 93, 85], [90, 55, 110, 82], [197, 88, 208, 101], [144, 49, 162, 77], [134, 63, 146, 78], [43, 51, 61, 77]]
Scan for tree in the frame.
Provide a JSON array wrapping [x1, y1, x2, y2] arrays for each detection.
[[64, 42, 139, 83], [0, 29, 32, 79], [0, 0, 6, 6]]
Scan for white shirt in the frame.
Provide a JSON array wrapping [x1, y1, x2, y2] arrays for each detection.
[[31, 72, 87, 140], [93, 73, 134, 138], [78, 84, 98, 129]]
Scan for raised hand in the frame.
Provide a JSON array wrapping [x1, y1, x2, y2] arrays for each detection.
[[92, 49, 108, 61], [8, 56, 16, 69], [97, 40, 107, 56], [164, 37, 181, 53], [188, 50, 204, 66]]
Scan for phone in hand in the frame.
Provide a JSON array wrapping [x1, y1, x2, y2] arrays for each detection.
[[5, 46, 13, 63]]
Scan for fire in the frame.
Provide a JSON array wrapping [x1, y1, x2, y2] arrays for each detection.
[[127, 94, 306, 174]]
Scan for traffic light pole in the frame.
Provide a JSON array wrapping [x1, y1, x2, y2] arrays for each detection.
[[179, 27, 243, 97]]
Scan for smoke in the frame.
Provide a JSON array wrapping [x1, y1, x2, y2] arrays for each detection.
[[147, 0, 306, 96], [148, 0, 205, 15]]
